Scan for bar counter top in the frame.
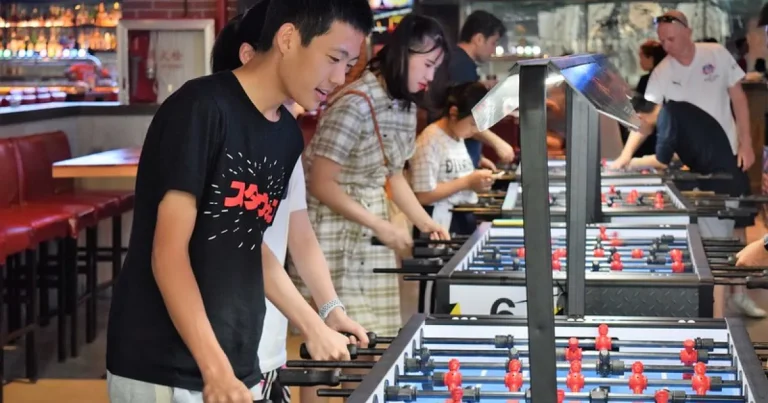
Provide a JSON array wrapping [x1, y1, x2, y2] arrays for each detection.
[[0, 102, 159, 125]]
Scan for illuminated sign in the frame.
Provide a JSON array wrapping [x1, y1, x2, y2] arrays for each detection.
[[370, 0, 413, 10]]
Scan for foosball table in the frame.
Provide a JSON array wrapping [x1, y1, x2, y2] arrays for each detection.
[[494, 159, 732, 187], [280, 315, 768, 403], [405, 221, 739, 318], [499, 183, 692, 224]]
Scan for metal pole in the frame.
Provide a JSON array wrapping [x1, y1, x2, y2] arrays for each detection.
[[519, 62, 557, 402], [565, 86, 590, 318]]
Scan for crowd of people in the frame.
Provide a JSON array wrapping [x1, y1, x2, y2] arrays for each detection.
[[102, 2, 768, 403]]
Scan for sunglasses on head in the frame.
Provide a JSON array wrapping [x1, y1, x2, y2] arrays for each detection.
[[654, 15, 688, 28]]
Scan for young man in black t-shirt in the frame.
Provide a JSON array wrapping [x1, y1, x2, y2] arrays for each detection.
[[106, 1, 374, 402], [624, 100, 749, 197]]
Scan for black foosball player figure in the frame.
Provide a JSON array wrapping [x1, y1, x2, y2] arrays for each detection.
[[409, 82, 497, 239], [620, 99, 766, 318]]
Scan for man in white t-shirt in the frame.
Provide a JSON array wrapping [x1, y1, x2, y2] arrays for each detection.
[[609, 10, 763, 318], [256, 158, 370, 402], [611, 10, 754, 171]]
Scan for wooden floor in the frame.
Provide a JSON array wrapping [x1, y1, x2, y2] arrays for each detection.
[[5, 218, 768, 403], [2, 335, 308, 403]]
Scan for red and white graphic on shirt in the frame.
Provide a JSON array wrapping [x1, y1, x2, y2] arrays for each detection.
[[203, 148, 287, 249]]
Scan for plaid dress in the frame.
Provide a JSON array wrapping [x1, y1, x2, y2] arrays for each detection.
[[291, 71, 416, 337]]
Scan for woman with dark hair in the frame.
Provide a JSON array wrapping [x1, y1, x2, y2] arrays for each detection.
[[210, 0, 305, 117], [622, 40, 667, 159], [292, 14, 452, 343], [636, 39, 667, 95]]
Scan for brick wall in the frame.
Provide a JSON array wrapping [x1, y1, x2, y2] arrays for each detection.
[[121, 0, 236, 20]]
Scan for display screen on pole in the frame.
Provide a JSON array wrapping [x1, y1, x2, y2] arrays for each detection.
[[472, 54, 641, 132]]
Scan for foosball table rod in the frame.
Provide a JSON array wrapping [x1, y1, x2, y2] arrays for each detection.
[[314, 386, 745, 402]]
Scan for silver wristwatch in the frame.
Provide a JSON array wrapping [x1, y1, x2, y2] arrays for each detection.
[[319, 299, 346, 321]]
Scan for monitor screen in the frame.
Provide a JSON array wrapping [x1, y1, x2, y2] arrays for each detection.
[[472, 54, 641, 132]]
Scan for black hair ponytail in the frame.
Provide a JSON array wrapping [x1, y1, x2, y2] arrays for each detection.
[[210, 0, 271, 73], [443, 82, 489, 120]]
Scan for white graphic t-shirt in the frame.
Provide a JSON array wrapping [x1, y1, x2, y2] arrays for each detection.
[[259, 158, 307, 372], [645, 42, 745, 154], [409, 123, 478, 206]]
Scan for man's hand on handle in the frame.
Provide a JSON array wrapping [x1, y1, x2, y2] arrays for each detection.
[[324, 308, 370, 348], [203, 370, 253, 403]]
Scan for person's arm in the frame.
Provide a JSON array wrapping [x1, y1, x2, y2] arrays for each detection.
[[729, 84, 750, 145], [614, 65, 667, 166], [306, 95, 386, 230], [390, 171, 440, 232], [149, 94, 237, 383], [261, 243, 351, 360], [262, 243, 324, 333], [153, 191, 234, 380], [628, 154, 667, 169], [721, 45, 750, 151], [285, 160, 336, 307], [280, 161, 369, 346], [473, 129, 515, 162], [415, 178, 470, 206]]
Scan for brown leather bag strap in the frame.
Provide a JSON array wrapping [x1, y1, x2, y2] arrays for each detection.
[[327, 90, 390, 168]]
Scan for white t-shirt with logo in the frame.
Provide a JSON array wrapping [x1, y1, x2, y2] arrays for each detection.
[[259, 158, 307, 373], [644, 42, 745, 154], [409, 123, 478, 206]]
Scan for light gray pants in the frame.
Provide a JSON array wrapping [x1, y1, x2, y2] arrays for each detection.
[[697, 200, 740, 239], [107, 371, 267, 403]]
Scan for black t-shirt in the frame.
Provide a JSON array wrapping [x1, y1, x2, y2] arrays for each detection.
[[655, 100, 749, 197], [106, 71, 304, 391], [447, 46, 484, 166]]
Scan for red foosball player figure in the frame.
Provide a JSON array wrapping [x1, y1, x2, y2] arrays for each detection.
[[691, 362, 710, 395], [628, 361, 648, 393], [595, 324, 612, 351], [669, 249, 683, 261], [557, 389, 566, 403], [443, 370, 462, 391], [610, 260, 623, 271], [504, 370, 523, 392], [552, 259, 562, 271], [680, 339, 697, 366], [445, 386, 463, 403], [680, 340, 696, 380], [444, 358, 462, 391], [565, 337, 582, 362], [655, 389, 670, 403], [671, 260, 685, 273], [566, 360, 585, 392]]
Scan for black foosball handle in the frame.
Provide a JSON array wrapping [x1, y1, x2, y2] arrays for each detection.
[[339, 331, 378, 348], [715, 208, 756, 219], [278, 368, 342, 387], [746, 276, 768, 289], [299, 343, 358, 360], [371, 236, 465, 246]]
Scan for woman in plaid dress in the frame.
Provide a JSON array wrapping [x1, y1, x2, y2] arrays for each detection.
[[291, 14, 451, 338]]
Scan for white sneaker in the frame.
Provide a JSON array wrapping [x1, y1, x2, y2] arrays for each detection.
[[729, 294, 768, 318]]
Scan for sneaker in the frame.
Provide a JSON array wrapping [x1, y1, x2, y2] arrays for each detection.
[[729, 294, 768, 318]]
